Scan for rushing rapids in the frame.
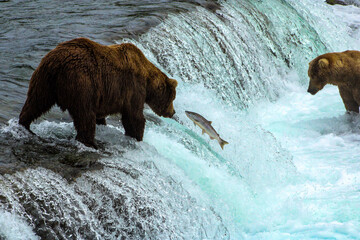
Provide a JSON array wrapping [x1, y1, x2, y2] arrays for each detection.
[[0, 0, 359, 239]]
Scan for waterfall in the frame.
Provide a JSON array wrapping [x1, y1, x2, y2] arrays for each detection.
[[131, 0, 330, 109], [1, 0, 359, 239]]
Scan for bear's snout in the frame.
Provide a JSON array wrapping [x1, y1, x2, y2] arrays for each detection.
[[307, 87, 318, 95], [161, 103, 176, 118], [163, 109, 175, 118]]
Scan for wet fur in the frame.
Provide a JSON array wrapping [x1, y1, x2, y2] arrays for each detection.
[[308, 50, 360, 113], [19, 38, 177, 148]]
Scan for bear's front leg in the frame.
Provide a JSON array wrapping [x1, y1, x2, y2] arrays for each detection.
[[69, 110, 98, 149], [96, 118, 107, 125], [339, 87, 359, 113], [121, 109, 145, 141]]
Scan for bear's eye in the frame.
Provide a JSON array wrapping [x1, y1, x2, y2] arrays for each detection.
[[158, 84, 165, 92]]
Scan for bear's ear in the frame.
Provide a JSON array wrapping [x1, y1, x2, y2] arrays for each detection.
[[167, 78, 178, 88], [335, 59, 344, 68], [318, 58, 329, 68]]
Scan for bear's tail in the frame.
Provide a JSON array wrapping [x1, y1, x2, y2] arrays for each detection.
[[19, 67, 56, 132]]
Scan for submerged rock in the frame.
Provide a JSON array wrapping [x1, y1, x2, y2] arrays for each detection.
[[326, 0, 348, 5], [326, 0, 360, 6], [0, 127, 104, 182]]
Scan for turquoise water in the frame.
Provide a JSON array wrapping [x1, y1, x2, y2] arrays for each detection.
[[134, 0, 360, 238], [141, 83, 360, 238], [247, 84, 360, 239], [1, 0, 360, 239]]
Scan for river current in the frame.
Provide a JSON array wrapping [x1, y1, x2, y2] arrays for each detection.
[[1, 0, 360, 239]]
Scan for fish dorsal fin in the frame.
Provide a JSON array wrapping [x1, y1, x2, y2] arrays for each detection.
[[202, 129, 205, 135], [208, 121, 212, 124]]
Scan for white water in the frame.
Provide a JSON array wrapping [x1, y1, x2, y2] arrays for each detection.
[[246, 83, 360, 239], [1, 0, 360, 239]]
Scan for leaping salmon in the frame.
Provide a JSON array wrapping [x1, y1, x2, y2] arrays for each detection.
[[185, 111, 229, 150]]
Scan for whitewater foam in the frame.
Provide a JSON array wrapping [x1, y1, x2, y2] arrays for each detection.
[[1, 0, 360, 239]]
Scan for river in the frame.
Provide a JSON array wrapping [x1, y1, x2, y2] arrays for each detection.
[[0, 0, 360, 239]]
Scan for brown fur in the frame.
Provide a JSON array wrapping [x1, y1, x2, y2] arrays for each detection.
[[307, 50, 360, 113], [19, 38, 177, 148]]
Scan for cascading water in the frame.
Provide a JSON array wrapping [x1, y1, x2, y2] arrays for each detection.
[[1, 0, 359, 239], [133, 0, 329, 108]]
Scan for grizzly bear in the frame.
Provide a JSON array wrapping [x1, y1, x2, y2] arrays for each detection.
[[19, 38, 177, 148], [307, 50, 360, 113]]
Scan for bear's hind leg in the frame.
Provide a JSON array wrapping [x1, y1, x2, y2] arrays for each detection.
[[69, 110, 98, 149], [19, 91, 56, 133]]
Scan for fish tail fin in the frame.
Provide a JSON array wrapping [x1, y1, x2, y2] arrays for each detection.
[[219, 138, 229, 150]]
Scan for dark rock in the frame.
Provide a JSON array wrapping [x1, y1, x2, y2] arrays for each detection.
[[326, 0, 352, 6], [0, 128, 104, 182]]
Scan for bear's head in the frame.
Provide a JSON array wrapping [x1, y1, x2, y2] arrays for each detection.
[[307, 54, 344, 95], [146, 75, 178, 118]]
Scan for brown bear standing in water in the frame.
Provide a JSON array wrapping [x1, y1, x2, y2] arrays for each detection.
[[307, 50, 360, 113], [19, 38, 177, 148]]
